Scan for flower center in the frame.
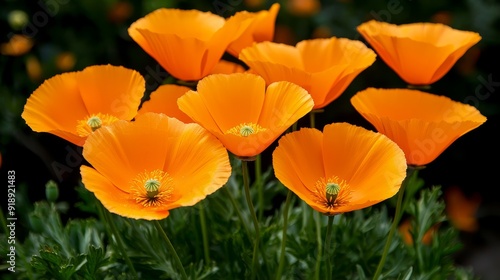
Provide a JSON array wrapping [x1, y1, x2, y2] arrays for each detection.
[[76, 113, 120, 137], [312, 176, 352, 210], [130, 170, 174, 207], [226, 123, 266, 137]]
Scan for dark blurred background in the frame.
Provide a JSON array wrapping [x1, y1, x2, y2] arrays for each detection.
[[1, 0, 499, 278]]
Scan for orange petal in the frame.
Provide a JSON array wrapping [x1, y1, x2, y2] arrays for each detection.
[[209, 60, 246, 75], [81, 166, 170, 220], [21, 71, 88, 146], [273, 128, 326, 204], [137, 84, 193, 123], [77, 65, 144, 120], [163, 122, 231, 207]]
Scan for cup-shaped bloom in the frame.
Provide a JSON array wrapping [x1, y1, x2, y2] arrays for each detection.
[[351, 88, 487, 166], [22, 64, 144, 146], [80, 113, 231, 220], [239, 38, 376, 109], [227, 3, 280, 57], [137, 84, 193, 123], [273, 123, 407, 215], [128, 8, 253, 81], [178, 73, 314, 158], [357, 20, 481, 86]]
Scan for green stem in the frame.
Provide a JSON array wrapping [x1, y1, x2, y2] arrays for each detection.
[[103, 208, 138, 279], [242, 160, 261, 280], [325, 215, 334, 280], [256, 154, 263, 221], [224, 187, 251, 240], [309, 111, 316, 129], [153, 220, 188, 280], [372, 167, 416, 280], [275, 191, 293, 280], [199, 203, 211, 264], [314, 211, 324, 280]]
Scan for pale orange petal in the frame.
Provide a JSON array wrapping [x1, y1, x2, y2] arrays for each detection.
[[209, 60, 246, 75], [178, 89, 223, 134], [77, 65, 144, 120], [81, 166, 170, 220], [137, 84, 193, 123], [21, 72, 88, 145]]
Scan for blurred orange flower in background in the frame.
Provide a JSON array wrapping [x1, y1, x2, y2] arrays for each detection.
[[273, 123, 407, 215], [286, 0, 321, 17], [227, 3, 280, 57], [239, 37, 376, 109], [399, 218, 438, 245], [357, 20, 481, 86], [128, 8, 253, 81], [81, 113, 231, 220], [137, 84, 193, 123], [350, 88, 487, 166], [22, 65, 144, 146], [0, 34, 33, 56], [444, 186, 481, 232], [178, 73, 314, 158]]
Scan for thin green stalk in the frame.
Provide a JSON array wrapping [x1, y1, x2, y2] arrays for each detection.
[[242, 160, 261, 280], [314, 211, 324, 280], [103, 208, 138, 279], [275, 191, 293, 280], [198, 203, 211, 264], [153, 221, 188, 280], [224, 187, 251, 239], [256, 154, 263, 221], [325, 215, 335, 280], [310, 111, 316, 129], [372, 167, 416, 280]]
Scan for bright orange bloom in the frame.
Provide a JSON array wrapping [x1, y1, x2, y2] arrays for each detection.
[[80, 113, 231, 220], [22, 64, 144, 146], [399, 218, 438, 245], [286, 0, 321, 17], [178, 73, 314, 158], [128, 8, 253, 81], [0, 34, 33, 56], [137, 84, 193, 124], [350, 88, 487, 166], [239, 38, 376, 109], [227, 3, 280, 57], [273, 123, 407, 215], [444, 186, 481, 232], [357, 20, 481, 86]]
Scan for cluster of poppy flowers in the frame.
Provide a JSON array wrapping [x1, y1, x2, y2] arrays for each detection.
[[22, 4, 485, 230]]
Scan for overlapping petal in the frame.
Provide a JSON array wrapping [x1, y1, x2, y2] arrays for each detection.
[[350, 88, 487, 166], [178, 73, 314, 157], [21, 64, 144, 146], [81, 113, 231, 220], [137, 84, 193, 123], [128, 9, 253, 81], [239, 37, 376, 109], [273, 123, 407, 215], [357, 20, 481, 85]]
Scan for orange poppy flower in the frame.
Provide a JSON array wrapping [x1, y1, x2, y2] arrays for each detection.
[[444, 186, 481, 232], [177, 73, 314, 158], [350, 88, 487, 166], [0, 34, 33, 56], [22, 64, 144, 146], [128, 8, 253, 81], [273, 123, 407, 215], [137, 84, 193, 123], [80, 113, 231, 220], [226, 3, 280, 57], [239, 38, 376, 109], [286, 0, 321, 17], [356, 20, 481, 86]]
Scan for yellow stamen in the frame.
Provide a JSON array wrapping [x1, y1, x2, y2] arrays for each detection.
[[226, 123, 266, 137], [76, 113, 120, 137], [312, 176, 352, 210], [130, 170, 174, 207]]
